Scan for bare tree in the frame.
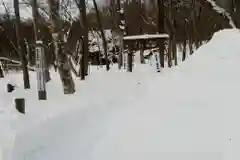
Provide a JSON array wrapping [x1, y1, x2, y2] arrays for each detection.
[[0, 61, 4, 78], [75, 0, 89, 80], [13, 0, 30, 89], [48, 0, 75, 94], [182, 19, 187, 61], [117, 0, 126, 69], [93, 0, 110, 71], [157, 0, 165, 68]]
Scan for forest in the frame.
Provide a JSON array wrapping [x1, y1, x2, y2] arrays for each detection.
[[0, 0, 238, 94]]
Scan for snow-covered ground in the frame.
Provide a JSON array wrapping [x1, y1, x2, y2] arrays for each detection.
[[1, 28, 240, 160]]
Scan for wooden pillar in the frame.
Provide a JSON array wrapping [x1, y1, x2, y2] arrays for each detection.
[[140, 40, 145, 64], [127, 43, 133, 72], [159, 39, 165, 68], [0, 62, 4, 78], [36, 41, 47, 100]]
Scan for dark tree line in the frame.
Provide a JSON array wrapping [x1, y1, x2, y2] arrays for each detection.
[[0, 0, 238, 93]]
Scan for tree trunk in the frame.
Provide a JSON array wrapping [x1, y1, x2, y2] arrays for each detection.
[[167, 37, 172, 68], [13, 0, 30, 89], [192, 0, 199, 49], [157, 0, 165, 68], [182, 20, 187, 61], [140, 40, 145, 64], [117, 0, 125, 69], [79, 0, 89, 78], [172, 14, 177, 66], [93, 0, 110, 71], [48, 0, 75, 94], [0, 61, 4, 78]]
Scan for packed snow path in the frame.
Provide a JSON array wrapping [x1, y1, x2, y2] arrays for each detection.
[[1, 29, 240, 160]]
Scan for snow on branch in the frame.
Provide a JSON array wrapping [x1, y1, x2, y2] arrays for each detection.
[[198, 0, 236, 28]]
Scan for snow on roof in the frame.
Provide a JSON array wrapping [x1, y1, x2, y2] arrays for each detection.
[[123, 34, 169, 41]]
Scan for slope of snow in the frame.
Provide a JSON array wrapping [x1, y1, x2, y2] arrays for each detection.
[[1, 28, 240, 160]]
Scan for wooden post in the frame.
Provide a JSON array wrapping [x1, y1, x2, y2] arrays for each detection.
[[15, 98, 25, 114], [154, 51, 161, 72], [140, 40, 145, 64], [167, 38, 172, 68], [13, 0, 30, 89], [127, 44, 133, 72], [0, 61, 4, 78], [159, 39, 165, 68], [36, 41, 47, 100]]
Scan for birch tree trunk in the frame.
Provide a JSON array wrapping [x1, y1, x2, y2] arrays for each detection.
[[48, 0, 75, 94], [14, 0, 30, 89]]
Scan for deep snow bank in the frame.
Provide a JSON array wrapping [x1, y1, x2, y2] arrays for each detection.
[[1, 28, 240, 160]]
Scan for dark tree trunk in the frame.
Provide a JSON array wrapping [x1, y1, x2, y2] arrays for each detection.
[[93, 0, 110, 71], [75, 0, 89, 79], [157, 0, 165, 68], [182, 20, 187, 61], [14, 0, 30, 89], [0, 62, 4, 78]]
